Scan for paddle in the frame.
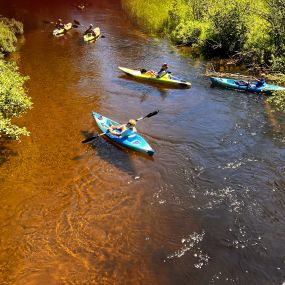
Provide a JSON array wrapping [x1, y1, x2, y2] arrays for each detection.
[[73, 19, 83, 26], [81, 110, 159, 144], [43, 20, 54, 24]]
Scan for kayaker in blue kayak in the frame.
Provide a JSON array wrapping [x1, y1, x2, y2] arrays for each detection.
[[55, 19, 64, 30], [254, 73, 266, 88], [84, 24, 96, 36], [108, 119, 137, 137]]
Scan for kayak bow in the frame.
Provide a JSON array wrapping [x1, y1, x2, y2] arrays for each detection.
[[92, 112, 155, 156], [119, 66, 191, 88]]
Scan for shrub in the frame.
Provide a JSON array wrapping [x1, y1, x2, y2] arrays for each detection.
[[0, 60, 32, 140], [0, 17, 24, 35], [202, 6, 247, 57], [0, 22, 17, 54]]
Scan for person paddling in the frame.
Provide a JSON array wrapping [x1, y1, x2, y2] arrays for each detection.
[[84, 24, 95, 36], [108, 119, 137, 137], [55, 18, 64, 30], [254, 73, 266, 88], [141, 63, 171, 78], [156, 63, 171, 78], [77, 4, 85, 10]]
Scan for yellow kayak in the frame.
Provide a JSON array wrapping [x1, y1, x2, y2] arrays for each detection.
[[53, 23, 72, 36], [118, 66, 191, 88], [83, 27, 101, 42]]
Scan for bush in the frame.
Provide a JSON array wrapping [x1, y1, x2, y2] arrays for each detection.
[[0, 22, 17, 54], [170, 21, 209, 46], [0, 60, 32, 140], [202, 6, 247, 57], [0, 17, 24, 35]]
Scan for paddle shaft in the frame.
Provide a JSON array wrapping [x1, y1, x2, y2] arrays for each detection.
[[81, 110, 159, 143]]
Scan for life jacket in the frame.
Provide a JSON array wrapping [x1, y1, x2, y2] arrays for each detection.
[[120, 128, 134, 137]]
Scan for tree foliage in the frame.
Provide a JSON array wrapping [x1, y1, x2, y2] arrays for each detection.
[[0, 60, 32, 140], [0, 16, 31, 140], [122, 0, 285, 72], [0, 17, 23, 54]]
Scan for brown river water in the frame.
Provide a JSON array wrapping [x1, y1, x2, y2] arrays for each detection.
[[0, 0, 285, 284]]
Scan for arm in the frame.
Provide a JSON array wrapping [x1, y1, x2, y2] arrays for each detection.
[[108, 124, 124, 136], [156, 70, 166, 78]]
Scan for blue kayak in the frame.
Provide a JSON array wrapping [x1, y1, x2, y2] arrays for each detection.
[[92, 112, 155, 156], [210, 77, 285, 94]]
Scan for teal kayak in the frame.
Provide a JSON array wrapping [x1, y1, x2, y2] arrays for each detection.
[[210, 77, 285, 94], [92, 112, 155, 156]]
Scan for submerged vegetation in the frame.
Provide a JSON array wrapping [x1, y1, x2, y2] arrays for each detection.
[[0, 17, 32, 140]]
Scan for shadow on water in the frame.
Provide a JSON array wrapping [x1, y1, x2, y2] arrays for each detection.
[[113, 77, 170, 100], [80, 130, 152, 175], [0, 141, 17, 167], [118, 74, 190, 90]]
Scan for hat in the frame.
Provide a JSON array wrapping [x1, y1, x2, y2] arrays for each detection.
[[162, 63, 168, 67], [128, 119, 136, 126], [90, 24, 93, 27]]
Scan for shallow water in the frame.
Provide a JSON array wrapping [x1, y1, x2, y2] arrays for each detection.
[[0, 0, 285, 284]]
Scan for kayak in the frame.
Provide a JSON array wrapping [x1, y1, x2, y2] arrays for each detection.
[[210, 77, 285, 94], [83, 27, 101, 42], [53, 23, 72, 36], [92, 112, 155, 156], [118, 66, 191, 88]]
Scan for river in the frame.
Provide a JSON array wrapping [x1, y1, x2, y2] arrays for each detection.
[[0, 0, 285, 284]]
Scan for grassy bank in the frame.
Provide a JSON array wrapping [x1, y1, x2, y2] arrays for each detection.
[[0, 17, 32, 140], [121, 0, 285, 72], [122, 0, 285, 111]]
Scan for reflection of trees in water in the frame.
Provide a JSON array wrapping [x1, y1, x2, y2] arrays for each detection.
[[0, 142, 17, 167]]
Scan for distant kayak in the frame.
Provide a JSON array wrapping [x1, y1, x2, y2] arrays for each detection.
[[92, 112, 155, 156], [210, 77, 285, 94], [53, 23, 72, 36], [83, 27, 101, 42], [119, 66, 191, 88]]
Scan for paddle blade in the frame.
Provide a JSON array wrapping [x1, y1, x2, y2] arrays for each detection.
[[81, 135, 98, 143], [73, 19, 80, 25], [101, 35, 106, 38], [72, 24, 79, 28], [144, 110, 159, 118], [43, 20, 53, 24]]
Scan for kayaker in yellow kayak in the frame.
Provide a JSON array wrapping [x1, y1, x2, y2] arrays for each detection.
[[55, 19, 64, 30], [108, 119, 137, 137], [141, 63, 171, 78], [156, 63, 171, 78], [84, 24, 96, 36]]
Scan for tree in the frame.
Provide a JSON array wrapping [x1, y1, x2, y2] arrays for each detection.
[[0, 60, 32, 140]]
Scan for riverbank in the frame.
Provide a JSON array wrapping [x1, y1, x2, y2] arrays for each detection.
[[121, 0, 285, 72], [121, 0, 285, 111]]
